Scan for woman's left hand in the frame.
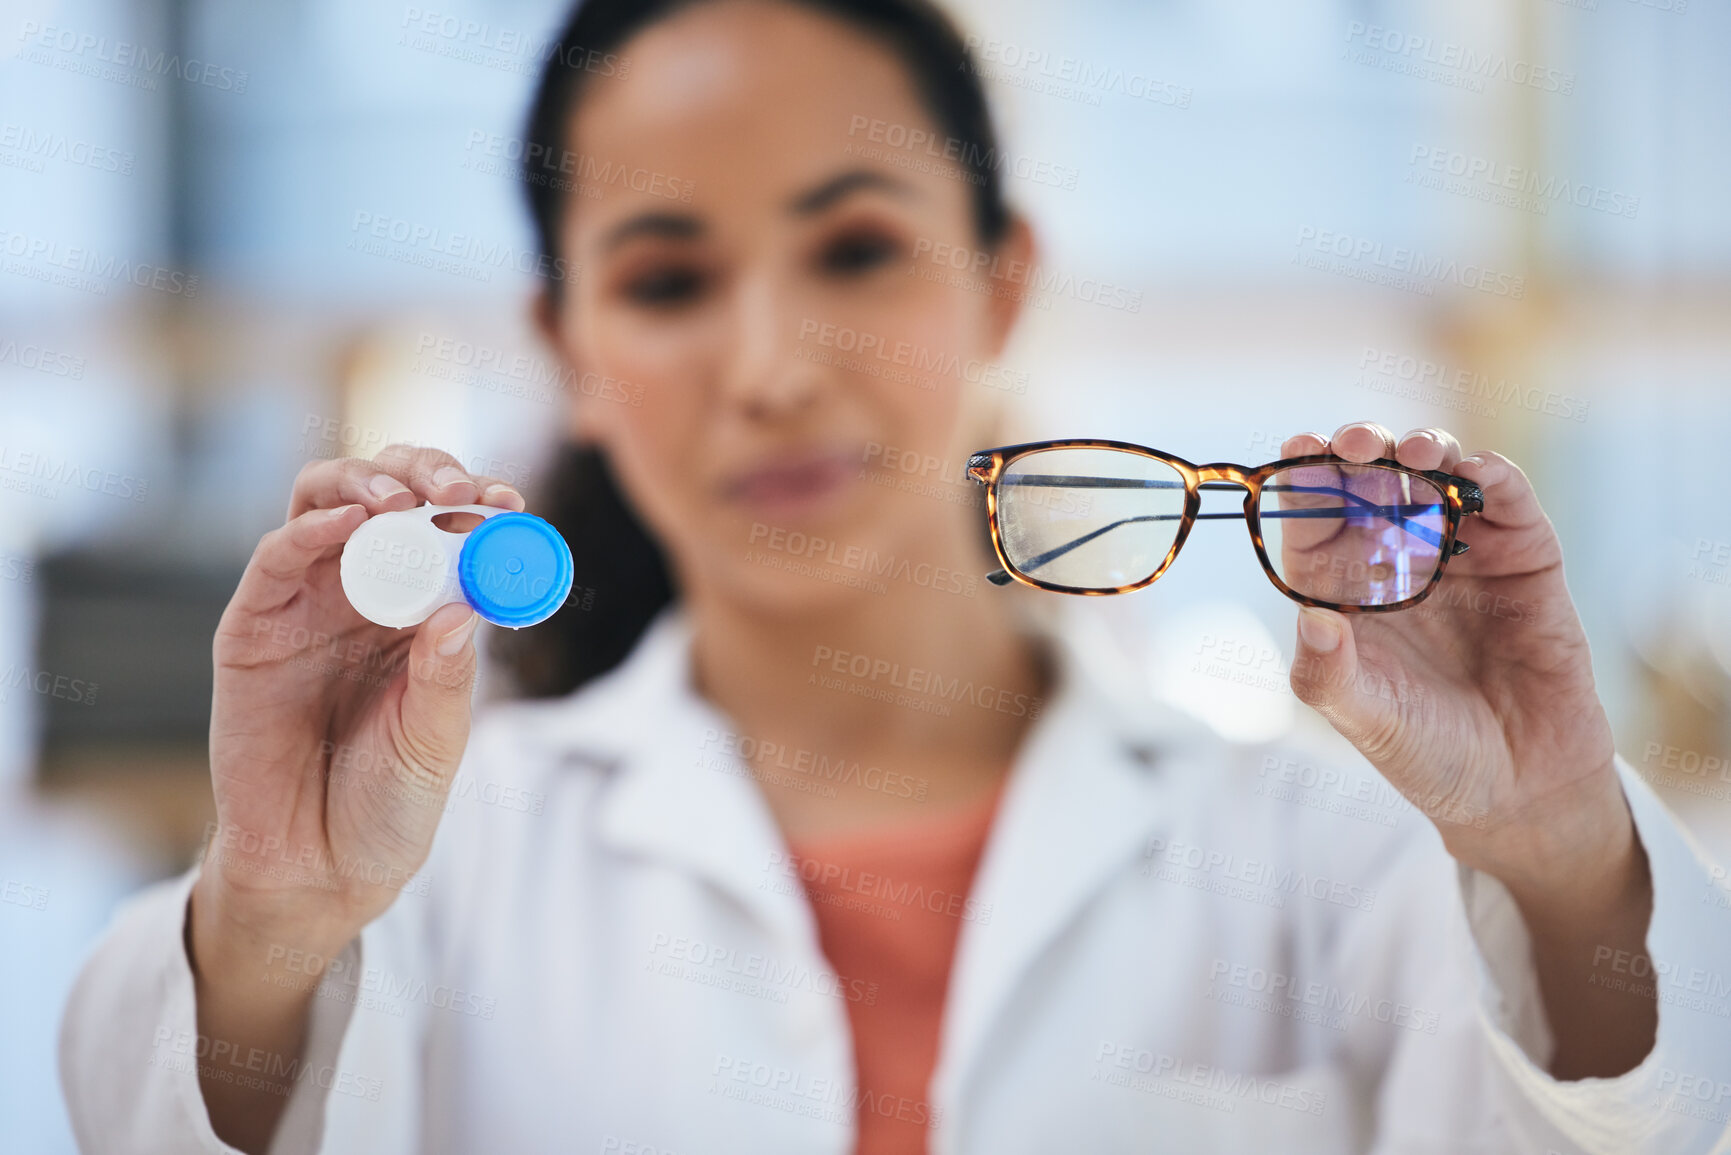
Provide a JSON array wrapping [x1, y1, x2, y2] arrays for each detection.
[[1284, 421, 1657, 1080], [1281, 421, 1631, 894]]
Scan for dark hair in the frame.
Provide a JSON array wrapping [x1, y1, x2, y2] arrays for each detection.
[[497, 0, 1012, 698]]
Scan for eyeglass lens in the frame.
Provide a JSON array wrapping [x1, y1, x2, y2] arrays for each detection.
[[995, 448, 1447, 606]]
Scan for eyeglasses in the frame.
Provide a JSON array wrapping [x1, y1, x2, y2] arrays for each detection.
[[965, 439, 1485, 612]]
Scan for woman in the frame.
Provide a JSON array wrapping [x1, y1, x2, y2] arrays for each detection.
[[59, 1, 1730, 1152]]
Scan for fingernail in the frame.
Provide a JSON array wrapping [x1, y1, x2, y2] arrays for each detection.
[[369, 475, 410, 501], [436, 613, 478, 656], [483, 484, 524, 509], [1298, 607, 1342, 654], [327, 503, 362, 519], [433, 466, 468, 490]]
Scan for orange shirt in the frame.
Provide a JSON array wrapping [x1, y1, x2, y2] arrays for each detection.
[[784, 783, 1006, 1155]]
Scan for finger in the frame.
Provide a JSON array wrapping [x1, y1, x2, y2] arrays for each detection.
[[1329, 421, 1397, 463], [287, 457, 418, 520], [469, 474, 527, 512], [371, 444, 485, 507], [395, 601, 480, 773], [1449, 451, 1544, 530], [1267, 459, 1349, 554], [1288, 606, 1384, 750], [288, 451, 526, 522], [1395, 428, 1463, 473], [1279, 432, 1331, 458], [231, 504, 369, 616]]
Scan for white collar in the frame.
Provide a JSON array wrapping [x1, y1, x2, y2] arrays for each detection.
[[518, 602, 1218, 1092]]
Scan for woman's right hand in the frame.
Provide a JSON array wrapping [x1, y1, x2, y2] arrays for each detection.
[[192, 444, 525, 954]]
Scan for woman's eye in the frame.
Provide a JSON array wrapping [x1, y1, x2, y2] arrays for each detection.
[[622, 266, 705, 307], [818, 231, 900, 276]]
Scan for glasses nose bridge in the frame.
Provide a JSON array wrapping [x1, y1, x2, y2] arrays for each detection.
[[1195, 463, 1255, 488]]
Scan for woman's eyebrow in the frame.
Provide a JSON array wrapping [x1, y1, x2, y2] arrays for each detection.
[[788, 168, 917, 216], [601, 212, 703, 252], [596, 170, 914, 251]]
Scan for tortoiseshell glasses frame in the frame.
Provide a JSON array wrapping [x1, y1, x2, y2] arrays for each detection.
[[965, 438, 1485, 613]]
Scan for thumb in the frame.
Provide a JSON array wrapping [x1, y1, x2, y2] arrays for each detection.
[[398, 602, 480, 772], [1289, 606, 1370, 735]]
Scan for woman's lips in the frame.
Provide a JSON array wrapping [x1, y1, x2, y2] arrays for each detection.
[[723, 449, 860, 517]]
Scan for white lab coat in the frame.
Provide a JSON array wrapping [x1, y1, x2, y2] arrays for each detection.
[[59, 607, 1731, 1154]]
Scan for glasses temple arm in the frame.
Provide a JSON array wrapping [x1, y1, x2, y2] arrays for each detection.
[[989, 497, 1456, 586], [1003, 474, 1459, 545], [984, 470, 1479, 584]]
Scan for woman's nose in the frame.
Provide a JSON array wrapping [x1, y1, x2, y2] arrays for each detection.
[[717, 269, 825, 419]]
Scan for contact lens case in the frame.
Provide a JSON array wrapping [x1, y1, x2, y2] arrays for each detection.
[[339, 503, 574, 629]]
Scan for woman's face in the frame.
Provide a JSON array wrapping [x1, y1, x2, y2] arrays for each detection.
[[545, 0, 1030, 613]]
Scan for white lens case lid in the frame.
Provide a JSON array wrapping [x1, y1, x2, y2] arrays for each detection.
[[339, 504, 503, 629]]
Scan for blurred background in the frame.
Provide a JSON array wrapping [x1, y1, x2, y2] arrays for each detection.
[[3, 0, 1728, 1146]]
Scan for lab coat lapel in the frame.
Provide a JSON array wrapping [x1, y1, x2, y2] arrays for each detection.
[[932, 616, 1201, 1133], [576, 611, 822, 949], [539, 605, 1207, 1119]]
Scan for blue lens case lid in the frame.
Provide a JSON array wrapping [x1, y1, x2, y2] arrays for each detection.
[[457, 511, 574, 629]]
